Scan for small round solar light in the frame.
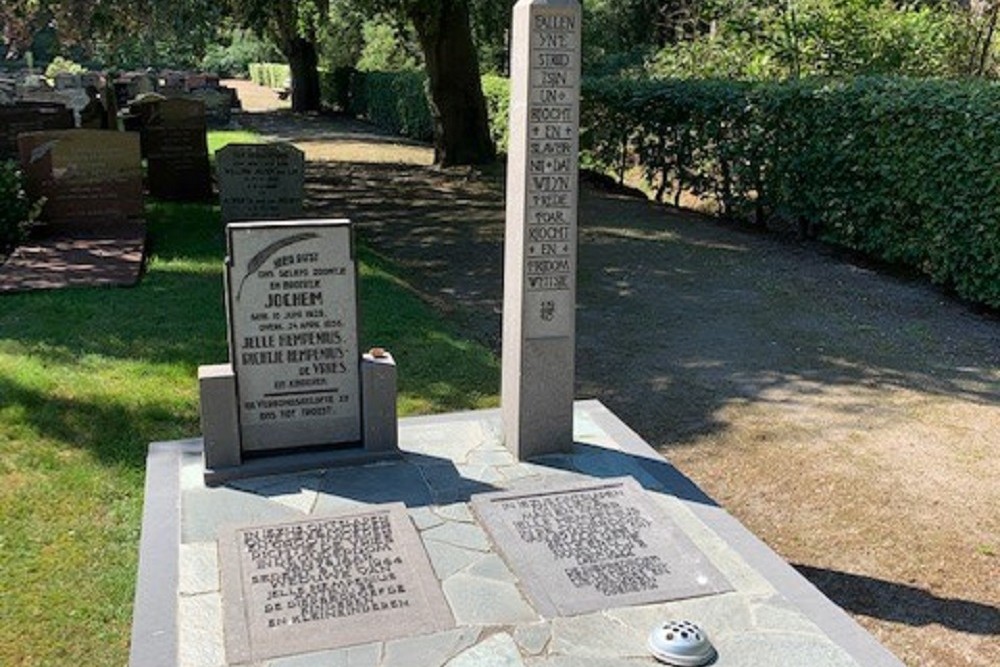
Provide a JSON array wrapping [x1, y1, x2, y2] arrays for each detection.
[[647, 620, 716, 666]]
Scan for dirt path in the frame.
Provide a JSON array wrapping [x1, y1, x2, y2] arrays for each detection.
[[230, 81, 1000, 667]]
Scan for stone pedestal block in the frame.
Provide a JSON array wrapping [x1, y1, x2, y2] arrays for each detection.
[[362, 349, 399, 453], [198, 364, 240, 469]]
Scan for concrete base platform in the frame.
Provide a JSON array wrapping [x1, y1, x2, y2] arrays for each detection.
[[129, 400, 904, 667]]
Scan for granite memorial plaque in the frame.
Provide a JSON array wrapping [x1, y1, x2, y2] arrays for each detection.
[[471, 477, 732, 617], [17, 129, 143, 224], [220, 503, 453, 662], [217, 143, 304, 223], [502, 0, 582, 459], [227, 219, 362, 452]]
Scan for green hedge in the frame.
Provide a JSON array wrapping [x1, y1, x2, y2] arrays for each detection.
[[248, 63, 290, 89], [360, 71, 434, 140], [481, 74, 511, 154], [320, 69, 511, 148], [582, 77, 1000, 308], [258, 65, 999, 307]]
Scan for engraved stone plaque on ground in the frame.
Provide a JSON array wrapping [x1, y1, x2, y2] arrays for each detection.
[[471, 476, 732, 617], [217, 143, 304, 223], [219, 503, 452, 662], [227, 219, 362, 451]]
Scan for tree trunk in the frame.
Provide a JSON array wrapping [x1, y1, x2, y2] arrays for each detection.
[[409, 0, 495, 166], [286, 37, 322, 113]]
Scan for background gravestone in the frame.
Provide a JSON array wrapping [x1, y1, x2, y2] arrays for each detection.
[[502, 0, 582, 459], [217, 143, 304, 223], [143, 98, 212, 201], [0, 104, 74, 160], [17, 129, 143, 226], [226, 219, 362, 452]]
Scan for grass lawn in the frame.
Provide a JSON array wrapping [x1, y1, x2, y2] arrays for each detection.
[[206, 129, 263, 156], [0, 135, 499, 666]]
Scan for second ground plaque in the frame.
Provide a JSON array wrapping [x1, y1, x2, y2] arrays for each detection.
[[471, 476, 732, 617]]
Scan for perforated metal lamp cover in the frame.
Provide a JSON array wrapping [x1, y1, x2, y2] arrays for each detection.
[[648, 620, 717, 666]]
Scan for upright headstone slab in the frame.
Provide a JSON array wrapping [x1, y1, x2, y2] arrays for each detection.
[[217, 143, 304, 223], [472, 477, 732, 617], [17, 129, 143, 225], [227, 220, 362, 452], [502, 0, 581, 459], [220, 503, 453, 662], [187, 87, 233, 125], [144, 98, 212, 201], [0, 104, 74, 160]]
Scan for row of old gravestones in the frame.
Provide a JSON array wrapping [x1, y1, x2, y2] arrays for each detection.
[[2, 70, 240, 205], [5, 97, 278, 234], [0, 68, 237, 131]]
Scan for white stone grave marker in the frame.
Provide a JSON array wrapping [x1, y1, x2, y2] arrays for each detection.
[[226, 220, 361, 451]]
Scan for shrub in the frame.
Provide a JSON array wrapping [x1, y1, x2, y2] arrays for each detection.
[[329, 69, 433, 140], [248, 63, 291, 89], [582, 76, 1000, 308], [320, 70, 509, 148], [202, 30, 280, 78], [362, 71, 433, 140], [481, 74, 510, 154], [0, 161, 43, 253], [44, 56, 85, 79]]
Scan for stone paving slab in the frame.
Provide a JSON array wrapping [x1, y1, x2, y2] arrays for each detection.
[[130, 400, 906, 667], [0, 222, 146, 292]]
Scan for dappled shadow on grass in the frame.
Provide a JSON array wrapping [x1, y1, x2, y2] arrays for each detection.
[[0, 201, 230, 369], [359, 246, 500, 413], [795, 564, 1000, 635], [301, 155, 999, 447], [0, 375, 197, 470], [0, 268, 229, 369]]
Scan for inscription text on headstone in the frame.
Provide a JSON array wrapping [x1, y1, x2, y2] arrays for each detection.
[[217, 143, 304, 223], [227, 220, 361, 451]]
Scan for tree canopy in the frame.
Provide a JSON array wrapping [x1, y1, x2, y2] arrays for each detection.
[[5, 0, 1000, 166]]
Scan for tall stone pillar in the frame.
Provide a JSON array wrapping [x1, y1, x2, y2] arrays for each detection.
[[502, 0, 581, 459]]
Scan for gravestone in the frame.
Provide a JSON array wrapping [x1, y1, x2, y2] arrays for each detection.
[[17, 129, 143, 225], [143, 98, 212, 201], [186, 87, 233, 125], [112, 78, 131, 110], [471, 477, 732, 617], [502, 0, 581, 459], [199, 219, 399, 482], [219, 503, 452, 663], [80, 71, 105, 90], [228, 219, 362, 451], [53, 72, 81, 90], [0, 103, 74, 160], [127, 73, 156, 100], [216, 143, 304, 223]]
